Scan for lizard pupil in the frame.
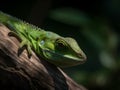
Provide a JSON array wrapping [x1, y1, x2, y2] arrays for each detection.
[[58, 42, 65, 47]]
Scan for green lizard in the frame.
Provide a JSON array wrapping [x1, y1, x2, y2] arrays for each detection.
[[0, 11, 86, 67]]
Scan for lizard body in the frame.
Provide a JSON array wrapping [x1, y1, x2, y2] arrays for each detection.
[[0, 11, 86, 67]]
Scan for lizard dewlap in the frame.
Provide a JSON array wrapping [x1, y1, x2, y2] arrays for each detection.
[[0, 11, 87, 67]]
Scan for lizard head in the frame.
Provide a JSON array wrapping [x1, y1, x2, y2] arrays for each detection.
[[39, 37, 87, 67]]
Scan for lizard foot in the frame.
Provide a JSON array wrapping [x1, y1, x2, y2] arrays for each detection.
[[18, 40, 32, 58]]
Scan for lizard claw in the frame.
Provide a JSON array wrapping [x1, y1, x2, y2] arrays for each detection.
[[18, 45, 26, 57]]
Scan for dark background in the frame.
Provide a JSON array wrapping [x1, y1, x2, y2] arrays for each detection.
[[0, 0, 120, 90]]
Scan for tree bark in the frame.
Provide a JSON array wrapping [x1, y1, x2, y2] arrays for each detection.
[[0, 24, 87, 90]]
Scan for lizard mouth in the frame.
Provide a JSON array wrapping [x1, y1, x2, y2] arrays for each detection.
[[43, 49, 86, 63], [63, 54, 86, 61]]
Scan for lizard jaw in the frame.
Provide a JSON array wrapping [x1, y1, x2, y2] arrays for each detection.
[[42, 49, 86, 67]]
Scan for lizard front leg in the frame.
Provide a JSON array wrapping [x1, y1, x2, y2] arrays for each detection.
[[7, 23, 32, 58]]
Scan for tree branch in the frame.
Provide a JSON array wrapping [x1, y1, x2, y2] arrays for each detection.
[[0, 24, 87, 90]]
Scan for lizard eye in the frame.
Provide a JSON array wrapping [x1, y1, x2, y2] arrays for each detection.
[[55, 38, 68, 50], [57, 42, 66, 47]]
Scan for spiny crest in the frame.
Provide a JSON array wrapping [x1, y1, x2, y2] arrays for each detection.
[[21, 20, 42, 31], [0, 11, 42, 31]]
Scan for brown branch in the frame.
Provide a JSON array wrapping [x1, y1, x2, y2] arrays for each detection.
[[0, 24, 87, 90]]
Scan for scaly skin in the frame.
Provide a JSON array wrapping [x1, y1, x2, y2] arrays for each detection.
[[0, 11, 87, 67]]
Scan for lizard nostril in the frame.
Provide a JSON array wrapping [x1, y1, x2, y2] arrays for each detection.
[[78, 52, 87, 60]]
